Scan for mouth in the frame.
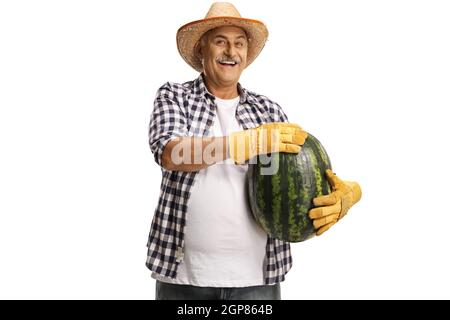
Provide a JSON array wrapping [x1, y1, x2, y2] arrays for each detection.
[[217, 60, 239, 67]]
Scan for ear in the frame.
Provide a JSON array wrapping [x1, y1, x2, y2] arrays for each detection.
[[194, 41, 203, 61]]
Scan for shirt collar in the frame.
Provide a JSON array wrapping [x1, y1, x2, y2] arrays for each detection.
[[194, 73, 258, 105]]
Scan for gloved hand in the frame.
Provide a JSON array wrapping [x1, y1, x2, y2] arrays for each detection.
[[308, 169, 362, 236], [229, 122, 307, 164]]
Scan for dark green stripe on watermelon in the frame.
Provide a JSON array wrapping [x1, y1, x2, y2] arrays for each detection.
[[247, 133, 332, 242], [279, 154, 289, 239], [262, 171, 273, 232]]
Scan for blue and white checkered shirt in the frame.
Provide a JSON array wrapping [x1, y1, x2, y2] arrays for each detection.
[[146, 74, 293, 285]]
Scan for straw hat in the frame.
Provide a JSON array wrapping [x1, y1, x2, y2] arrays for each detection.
[[176, 2, 269, 72]]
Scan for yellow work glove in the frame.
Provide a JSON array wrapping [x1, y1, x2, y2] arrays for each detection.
[[229, 122, 307, 164], [308, 169, 362, 236]]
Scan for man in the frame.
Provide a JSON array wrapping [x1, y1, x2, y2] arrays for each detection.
[[147, 2, 362, 300]]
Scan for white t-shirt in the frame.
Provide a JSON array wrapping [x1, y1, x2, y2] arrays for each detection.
[[152, 95, 268, 287]]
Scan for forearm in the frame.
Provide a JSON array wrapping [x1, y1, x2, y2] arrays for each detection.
[[161, 136, 229, 172]]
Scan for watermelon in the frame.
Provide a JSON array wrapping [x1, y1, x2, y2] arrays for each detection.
[[247, 133, 332, 242]]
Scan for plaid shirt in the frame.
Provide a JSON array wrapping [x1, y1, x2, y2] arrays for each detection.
[[146, 74, 293, 285]]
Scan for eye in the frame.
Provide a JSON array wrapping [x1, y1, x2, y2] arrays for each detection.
[[216, 39, 226, 46], [235, 42, 244, 48]]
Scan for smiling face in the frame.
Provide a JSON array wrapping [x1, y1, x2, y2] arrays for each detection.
[[198, 26, 248, 93]]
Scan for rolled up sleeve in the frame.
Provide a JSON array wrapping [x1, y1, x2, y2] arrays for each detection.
[[148, 83, 188, 167], [274, 102, 289, 123]]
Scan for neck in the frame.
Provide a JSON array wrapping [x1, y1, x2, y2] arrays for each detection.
[[202, 74, 239, 99]]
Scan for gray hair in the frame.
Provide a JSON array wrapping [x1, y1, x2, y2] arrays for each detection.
[[195, 29, 213, 60]]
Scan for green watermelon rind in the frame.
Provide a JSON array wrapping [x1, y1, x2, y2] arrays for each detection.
[[247, 133, 332, 243]]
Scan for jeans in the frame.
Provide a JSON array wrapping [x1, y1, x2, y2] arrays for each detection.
[[155, 280, 281, 300]]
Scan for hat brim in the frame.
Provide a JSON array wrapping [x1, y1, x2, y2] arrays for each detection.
[[176, 17, 269, 72]]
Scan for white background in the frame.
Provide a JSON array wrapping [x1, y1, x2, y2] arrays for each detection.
[[1, 0, 449, 299]]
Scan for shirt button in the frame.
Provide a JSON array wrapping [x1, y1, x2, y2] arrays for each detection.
[[176, 247, 184, 263]]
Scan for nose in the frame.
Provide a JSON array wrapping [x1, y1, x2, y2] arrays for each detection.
[[225, 43, 236, 57]]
